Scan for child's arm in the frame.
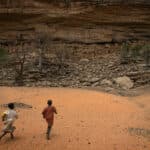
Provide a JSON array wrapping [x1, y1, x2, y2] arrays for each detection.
[[42, 108, 47, 118], [53, 107, 57, 114], [15, 114, 18, 119], [15, 110, 18, 119]]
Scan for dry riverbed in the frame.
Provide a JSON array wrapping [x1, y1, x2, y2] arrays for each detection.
[[0, 87, 149, 150]]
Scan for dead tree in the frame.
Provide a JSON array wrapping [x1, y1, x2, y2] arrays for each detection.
[[12, 34, 27, 85], [64, 0, 71, 8], [0, 47, 9, 80], [35, 32, 50, 73], [96, 0, 104, 6], [120, 42, 130, 64], [0, 47, 8, 63], [143, 45, 150, 68]]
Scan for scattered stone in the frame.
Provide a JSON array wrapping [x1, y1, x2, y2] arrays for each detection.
[[92, 82, 99, 87], [80, 78, 89, 83], [49, 54, 57, 59], [80, 58, 89, 64], [0, 46, 149, 90], [101, 79, 112, 86], [105, 44, 111, 48], [89, 77, 100, 83], [104, 87, 114, 92], [82, 82, 91, 86], [25, 83, 31, 87], [128, 127, 150, 139]]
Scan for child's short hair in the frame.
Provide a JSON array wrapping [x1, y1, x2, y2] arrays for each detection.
[[8, 103, 15, 109], [47, 100, 52, 106]]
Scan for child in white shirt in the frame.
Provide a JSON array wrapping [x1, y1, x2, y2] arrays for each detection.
[[0, 103, 18, 140]]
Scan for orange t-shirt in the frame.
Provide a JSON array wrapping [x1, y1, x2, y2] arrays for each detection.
[[42, 106, 57, 126]]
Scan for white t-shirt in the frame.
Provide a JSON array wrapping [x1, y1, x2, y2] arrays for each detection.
[[6, 109, 18, 123]]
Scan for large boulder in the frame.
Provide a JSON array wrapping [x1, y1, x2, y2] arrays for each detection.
[[113, 76, 134, 90]]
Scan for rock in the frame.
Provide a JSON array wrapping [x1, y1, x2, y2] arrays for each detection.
[[101, 79, 112, 86], [80, 78, 89, 83], [80, 58, 89, 64], [46, 81, 52, 86], [41, 81, 47, 86], [25, 83, 31, 87], [92, 82, 99, 87], [104, 87, 114, 92], [89, 77, 100, 83], [82, 82, 91, 86], [113, 76, 134, 90], [105, 44, 111, 48], [49, 54, 57, 59], [115, 43, 119, 47]]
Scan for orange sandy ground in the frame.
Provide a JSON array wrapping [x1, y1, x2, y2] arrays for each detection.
[[0, 87, 149, 150]]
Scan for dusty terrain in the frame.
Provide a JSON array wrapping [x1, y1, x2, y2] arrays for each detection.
[[0, 87, 149, 150]]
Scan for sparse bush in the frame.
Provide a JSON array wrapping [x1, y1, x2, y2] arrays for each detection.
[[96, 0, 104, 6], [120, 43, 150, 67], [55, 46, 71, 63], [0, 47, 8, 64], [130, 45, 142, 62], [64, 0, 71, 8], [0, 47, 9, 80], [52, 44, 72, 74], [55, 48, 68, 63]]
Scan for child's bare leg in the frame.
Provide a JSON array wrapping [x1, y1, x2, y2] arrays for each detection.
[[46, 125, 52, 140], [0, 132, 7, 140], [10, 126, 15, 139], [10, 132, 14, 139]]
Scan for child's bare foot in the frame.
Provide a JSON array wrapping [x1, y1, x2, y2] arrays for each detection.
[[46, 134, 50, 140]]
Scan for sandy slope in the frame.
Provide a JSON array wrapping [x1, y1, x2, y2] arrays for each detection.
[[0, 87, 149, 150]]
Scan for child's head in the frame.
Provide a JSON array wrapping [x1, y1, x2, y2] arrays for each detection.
[[8, 103, 15, 109], [47, 100, 52, 106]]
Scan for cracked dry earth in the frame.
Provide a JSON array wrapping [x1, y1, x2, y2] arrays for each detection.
[[0, 87, 149, 150]]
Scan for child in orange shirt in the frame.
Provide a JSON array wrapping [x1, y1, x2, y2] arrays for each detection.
[[42, 100, 57, 140]]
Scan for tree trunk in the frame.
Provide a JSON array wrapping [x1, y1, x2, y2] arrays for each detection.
[[39, 48, 42, 72]]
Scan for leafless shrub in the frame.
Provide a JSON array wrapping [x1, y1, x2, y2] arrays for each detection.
[[120, 43, 150, 68], [121, 43, 142, 63], [120, 42, 130, 64], [35, 31, 51, 72], [10, 34, 29, 85]]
